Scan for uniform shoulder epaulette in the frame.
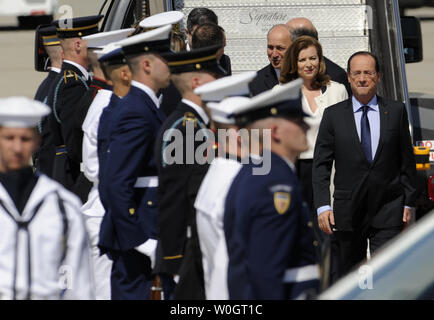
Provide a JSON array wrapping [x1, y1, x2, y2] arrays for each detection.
[[52, 70, 89, 124], [161, 112, 210, 168], [63, 70, 79, 83], [182, 112, 197, 128], [62, 70, 90, 90], [168, 112, 207, 131]]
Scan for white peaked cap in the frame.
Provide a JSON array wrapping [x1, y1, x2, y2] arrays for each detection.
[[94, 42, 121, 58], [0, 97, 50, 128], [117, 24, 172, 48], [232, 78, 303, 116], [194, 71, 257, 102], [139, 11, 184, 29], [207, 97, 251, 125], [83, 28, 135, 49]]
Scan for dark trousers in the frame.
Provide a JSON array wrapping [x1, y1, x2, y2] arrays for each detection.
[[73, 172, 93, 203], [297, 159, 334, 290], [158, 273, 177, 300], [109, 250, 153, 300], [173, 237, 205, 300], [296, 159, 327, 251], [330, 226, 402, 284]]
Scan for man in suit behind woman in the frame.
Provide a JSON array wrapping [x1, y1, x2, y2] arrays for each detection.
[[250, 18, 351, 96]]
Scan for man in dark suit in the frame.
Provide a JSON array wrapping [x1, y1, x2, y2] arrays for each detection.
[[312, 51, 418, 281], [286, 17, 351, 94], [249, 24, 291, 96]]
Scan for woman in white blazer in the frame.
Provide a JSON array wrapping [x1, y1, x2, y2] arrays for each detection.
[[279, 35, 348, 245]]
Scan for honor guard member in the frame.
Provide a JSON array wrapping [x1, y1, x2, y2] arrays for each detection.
[[83, 28, 135, 98], [193, 71, 257, 299], [0, 97, 94, 300], [33, 24, 63, 177], [34, 25, 63, 103], [97, 25, 173, 300], [96, 45, 132, 211], [139, 11, 186, 117], [224, 79, 320, 299], [46, 15, 103, 196], [139, 10, 184, 31], [154, 45, 227, 300], [81, 29, 134, 300], [73, 29, 133, 204]]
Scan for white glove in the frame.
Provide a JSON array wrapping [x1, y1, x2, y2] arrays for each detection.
[[135, 239, 158, 269], [173, 275, 180, 284]]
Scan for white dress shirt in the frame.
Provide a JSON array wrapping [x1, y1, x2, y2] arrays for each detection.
[[63, 60, 90, 80], [316, 94, 411, 216], [195, 157, 243, 300], [352, 95, 380, 160], [131, 80, 160, 108]]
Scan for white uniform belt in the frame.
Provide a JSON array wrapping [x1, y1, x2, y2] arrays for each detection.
[[134, 176, 159, 188], [0, 292, 59, 300], [283, 264, 319, 283], [0, 292, 12, 300]]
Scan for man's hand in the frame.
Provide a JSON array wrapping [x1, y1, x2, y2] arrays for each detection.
[[318, 210, 335, 235], [402, 207, 413, 231]]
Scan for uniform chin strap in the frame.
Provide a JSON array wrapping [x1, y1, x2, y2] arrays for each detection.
[[44, 57, 51, 72]]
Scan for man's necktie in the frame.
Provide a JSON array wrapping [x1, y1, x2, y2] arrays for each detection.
[[360, 105, 372, 163]]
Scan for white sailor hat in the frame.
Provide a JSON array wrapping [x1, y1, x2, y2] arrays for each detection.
[[0, 97, 50, 128], [194, 71, 257, 102], [83, 28, 135, 49], [139, 11, 184, 30], [207, 97, 251, 125], [118, 24, 172, 58], [231, 78, 308, 125]]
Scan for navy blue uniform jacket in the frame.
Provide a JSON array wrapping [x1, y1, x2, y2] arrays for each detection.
[[97, 93, 120, 211], [98, 84, 166, 252], [224, 152, 319, 299]]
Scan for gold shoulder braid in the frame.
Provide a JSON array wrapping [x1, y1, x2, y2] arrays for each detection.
[[63, 70, 78, 83], [182, 112, 197, 128]]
